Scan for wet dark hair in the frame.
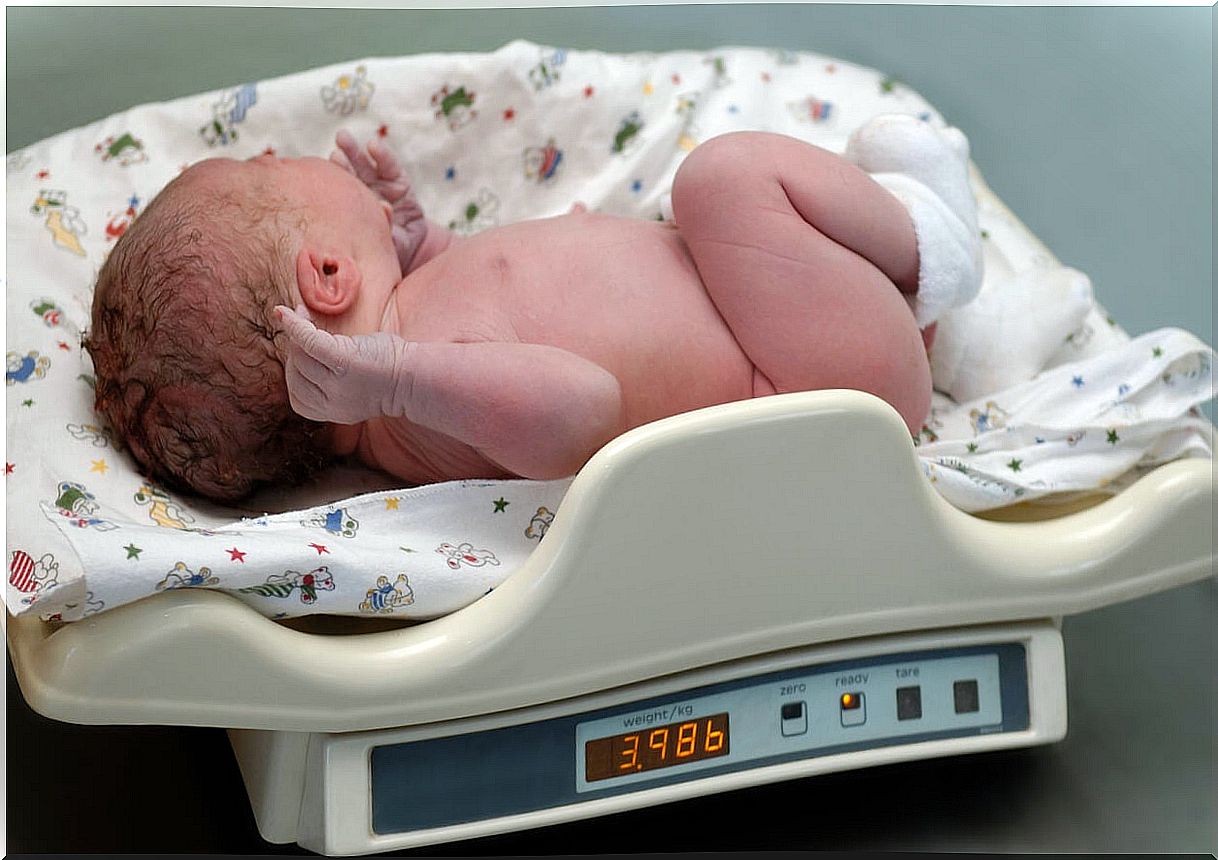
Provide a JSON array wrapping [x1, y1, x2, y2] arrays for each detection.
[[82, 171, 335, 503]]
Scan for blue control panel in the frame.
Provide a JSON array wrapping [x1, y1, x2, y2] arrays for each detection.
[[371, 642, 1028, 834]]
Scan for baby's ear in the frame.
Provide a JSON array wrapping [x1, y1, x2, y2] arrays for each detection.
[[295, 247, 360, 317]]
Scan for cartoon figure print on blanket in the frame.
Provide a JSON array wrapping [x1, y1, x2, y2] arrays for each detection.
[[523, 138, 564, 183], [8, 551, 60, 607], [52, 481, 118, 531], [321, 65, 375, 116], [94, 132, 148, 167], [360, 573, 415, 613], [432, 83, 477, 131], [200, 83, 257, 146], [104, 193, 142, 242], [30, 189, 87, 255], [527, 46, 566, 90], [301, 508, 360, 538], [156, 561, 220, 591], [239, 568, 337, 605], [65, 422, 114, 447], [7, 350, 51, 385], [436, 543, 501, 571]]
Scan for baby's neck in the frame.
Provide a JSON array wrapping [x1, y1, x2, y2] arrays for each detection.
[[406, 220, 458, 274], [334, 221, 458, 460]]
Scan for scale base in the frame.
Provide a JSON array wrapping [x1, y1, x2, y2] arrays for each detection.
[[229, 620, 1066, 855]]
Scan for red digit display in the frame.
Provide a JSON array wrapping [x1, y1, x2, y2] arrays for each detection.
[[584, 713, 730, 782]]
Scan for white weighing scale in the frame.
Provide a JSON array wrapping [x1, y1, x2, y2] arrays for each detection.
[[257, 621, 1064, 854], [8, 390, 1215, 855]]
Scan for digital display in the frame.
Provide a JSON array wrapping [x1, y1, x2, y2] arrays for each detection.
[[584, 713, 730, 782]]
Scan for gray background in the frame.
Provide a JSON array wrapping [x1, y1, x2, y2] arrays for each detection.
[[5, 4, 1215, 854]]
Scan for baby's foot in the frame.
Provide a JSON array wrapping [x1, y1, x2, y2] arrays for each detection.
[[845, 114, 977, 235]]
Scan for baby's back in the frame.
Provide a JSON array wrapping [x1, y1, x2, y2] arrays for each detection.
[[393, 211, 756, 429]]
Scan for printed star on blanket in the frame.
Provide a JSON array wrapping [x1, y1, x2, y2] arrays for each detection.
[[124, 543, 142, 560], [583, 85, 594, 98], [4, 462, 13, 475], [58, 341, 71, 351], [1007, 458, 1022, 472], [227, 547, 247, 562], [378, 124, 389, 137], [503, 108, 516, 121], [761, 72, 772, 83], [1071, 376, 1085, 388], [642, 82, 654, 95], [90, 458, 108, 474], [36, 169, 50, 180], [309, 542, 330, 555], [1106, 429, 1120, 445], [825, 64, 837, 74], [1152, 346, 1163, 358], [129, 194, 141, 209], [22, 399, 33, 407], [262, 146, 276, 157], [493, 497, 510, 513], [671, 73, 681, 84], [966, 442, 978, 453], [385, 497, 401, 510]]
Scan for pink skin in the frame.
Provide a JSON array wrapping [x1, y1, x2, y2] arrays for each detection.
[[264, 130, 930, 484]]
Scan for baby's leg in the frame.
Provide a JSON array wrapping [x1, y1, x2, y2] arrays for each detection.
[[671, 131, 931, 432]]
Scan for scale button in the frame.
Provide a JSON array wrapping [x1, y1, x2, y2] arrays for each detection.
[[780, 701, 808, 736], [954, 679, 980, 713], [896, 685, 923, 721], [839, 692, 866, 727]]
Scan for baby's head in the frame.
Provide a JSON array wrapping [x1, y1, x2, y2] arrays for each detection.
[[83, 154, 399, 503]]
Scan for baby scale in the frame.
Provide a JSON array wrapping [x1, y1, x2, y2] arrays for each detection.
[[7, 390, 1215, 855]]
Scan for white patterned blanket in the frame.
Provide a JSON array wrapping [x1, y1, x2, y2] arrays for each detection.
[[5, 40, 1212, 623]]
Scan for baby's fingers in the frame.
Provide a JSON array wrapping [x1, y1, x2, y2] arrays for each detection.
[[274, 306, 347, 370], [286, 340, 337, 386], [334, 129, 378, 183], [329, 147, 355, 174], [283, 362, 330, 421], [366, 138, 402, 181]]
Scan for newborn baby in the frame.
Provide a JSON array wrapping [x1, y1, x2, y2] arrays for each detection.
[[85, 115, 981, 502]]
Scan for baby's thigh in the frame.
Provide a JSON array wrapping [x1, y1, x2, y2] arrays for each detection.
[[700, 230, 931, 431], [674, 134, 931, 430], [744, 288, 931, 432]]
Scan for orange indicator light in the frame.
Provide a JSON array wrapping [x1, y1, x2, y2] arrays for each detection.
[[840, 692, 861, 710]]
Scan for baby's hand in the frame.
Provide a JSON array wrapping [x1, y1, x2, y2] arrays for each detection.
[[273, 303, 410, 425], [330, 130, 427, 276]]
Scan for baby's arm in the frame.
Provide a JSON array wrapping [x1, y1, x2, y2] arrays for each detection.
[[274, 306, 622, 479], [331, 131, 457, 274]]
